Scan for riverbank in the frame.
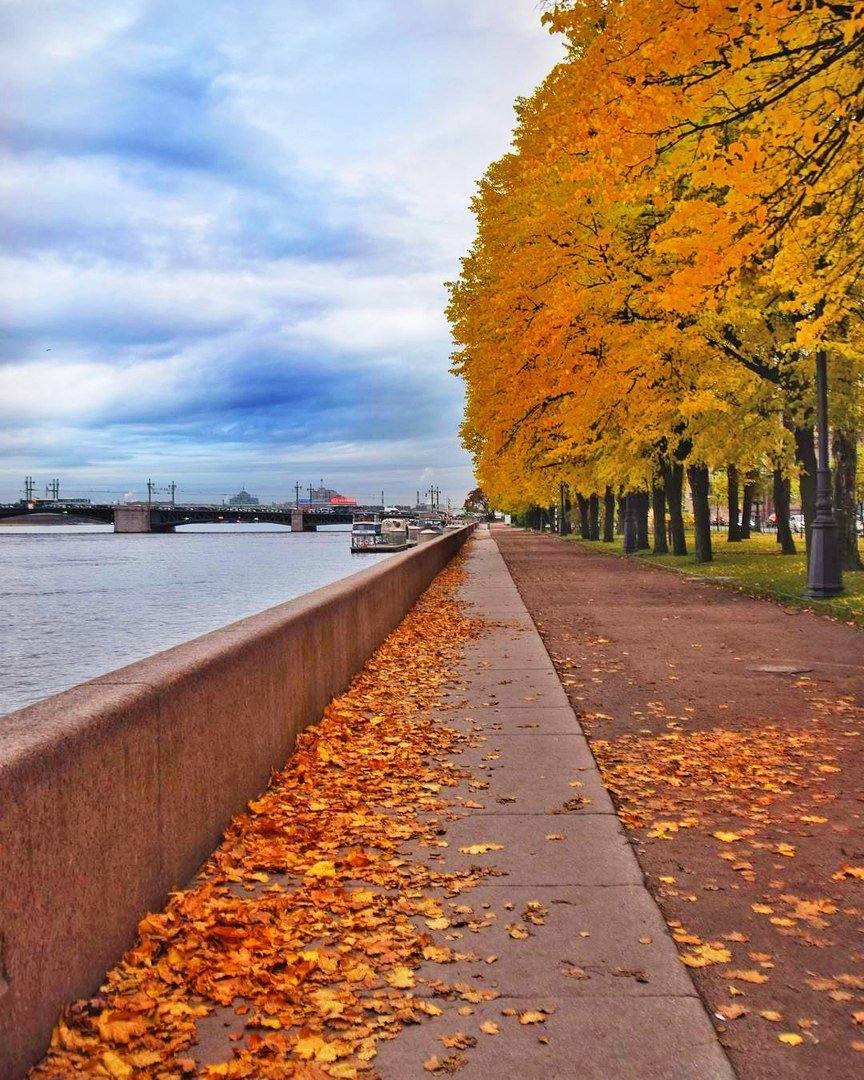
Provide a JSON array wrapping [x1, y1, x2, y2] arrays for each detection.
[[1, 527, 473, 1078], [28, 529, 731, 1079]]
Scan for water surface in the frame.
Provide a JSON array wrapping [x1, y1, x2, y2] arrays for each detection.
[[0, 523, 388, 716]]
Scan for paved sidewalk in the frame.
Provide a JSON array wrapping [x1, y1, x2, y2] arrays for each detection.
[[491, 526, 864, 1080], [376, 527, 735, 1079]]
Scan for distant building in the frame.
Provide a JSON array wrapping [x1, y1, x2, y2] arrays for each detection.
[[301, 485, 356, 507], [228, 489, 259, 507]]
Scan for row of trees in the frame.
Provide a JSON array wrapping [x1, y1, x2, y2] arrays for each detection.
[[450, 0, 863, 566]]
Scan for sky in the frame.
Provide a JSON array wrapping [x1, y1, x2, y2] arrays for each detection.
[[0, 0, 562, 506]]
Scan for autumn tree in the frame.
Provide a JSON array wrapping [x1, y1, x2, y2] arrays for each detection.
[[463, 487, 492, 518], [450, 0, 862, 568]]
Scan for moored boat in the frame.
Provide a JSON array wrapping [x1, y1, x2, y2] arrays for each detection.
[[350, 514, 410, 552]]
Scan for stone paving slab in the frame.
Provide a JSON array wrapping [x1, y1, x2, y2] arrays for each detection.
[[408, 885, 696, 999], [461, 635, 553, 670], [450, 732, 616, 814], [442, 672, 571, 710], [415, 814, 641, 887], [377, 527, 734, 1078], [376, 995, 732, 1080], [436, 705, 584, 736]]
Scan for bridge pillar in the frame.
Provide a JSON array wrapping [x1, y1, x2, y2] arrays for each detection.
[[113, 504, 152, 533]]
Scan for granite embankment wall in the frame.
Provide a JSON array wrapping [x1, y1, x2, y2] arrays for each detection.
[[0, 526, 473, 1078]]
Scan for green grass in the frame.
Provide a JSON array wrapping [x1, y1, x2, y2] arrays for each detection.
[[564, 530, 864, 628]]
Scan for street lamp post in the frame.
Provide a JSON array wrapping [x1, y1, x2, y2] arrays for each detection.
[[806, 347, 844, 597]]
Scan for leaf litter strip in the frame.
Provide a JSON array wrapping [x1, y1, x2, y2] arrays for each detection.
[[32, 557, 557, 1079]]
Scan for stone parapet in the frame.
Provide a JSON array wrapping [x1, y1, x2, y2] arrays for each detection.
[[0, 526, 472, 1078]]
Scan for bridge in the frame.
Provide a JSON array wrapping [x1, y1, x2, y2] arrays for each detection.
[[0, 502, 379, 533]]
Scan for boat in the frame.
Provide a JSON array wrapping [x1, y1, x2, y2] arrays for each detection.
[[350, 514, 410, 553]]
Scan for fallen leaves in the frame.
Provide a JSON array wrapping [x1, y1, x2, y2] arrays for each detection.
[[518, 1011, 547, 1025], [725, 969, 770, 984], [440, 1032, 477, 1050], [424, 1053, 466, 1074], [680, 943, 732, 968], [716, 1003, 749, 1021], [778, 1033, 804, 1046], [305, 859, 337, 879], [833, 865, 864, 881], [386, 967, 416, 989], [458, 843, 504, 855], [32, 560, 506, 1078]]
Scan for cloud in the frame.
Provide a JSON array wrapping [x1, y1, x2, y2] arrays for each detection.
[[0, 0, 561, 502]]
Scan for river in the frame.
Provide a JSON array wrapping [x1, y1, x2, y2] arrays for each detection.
[[0, 523, 390, 716]]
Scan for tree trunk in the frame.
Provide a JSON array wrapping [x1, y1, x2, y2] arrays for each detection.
[[588, 493, 600, 540], [576, 494, 590, 539], [833, 428, 863, 570], [772, 468, 796, 554], [635, 491, 650, 549], [726, 464, 741, 541], [793, 425, 816, 558], [688, 464, 713, 563], [603, 486, 615, 542], [558, 484, 571, 536], [661, 461, 687, 555], [740, 476, 754, 539], [652, 484, 668, 554], [616, 494, 625, 535]]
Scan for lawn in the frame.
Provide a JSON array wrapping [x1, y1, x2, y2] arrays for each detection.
[[565, 529, 864, 628]]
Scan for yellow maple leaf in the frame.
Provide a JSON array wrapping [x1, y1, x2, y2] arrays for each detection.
[[458, 842, 504, 854], [712, 831, 743, 843], [778, 1033, 803, 1046], [97, 1011, 147, 1045], [726, 969, 769, 984], [306, 860, 336, 878], [518, 1011, 547, 1025], [386, 966, 415, 988], [100, 1052, 133, 1079], [295, 1034, 338, 1062], [832, 865, 864, 881], [681, 944, 731, 967]]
